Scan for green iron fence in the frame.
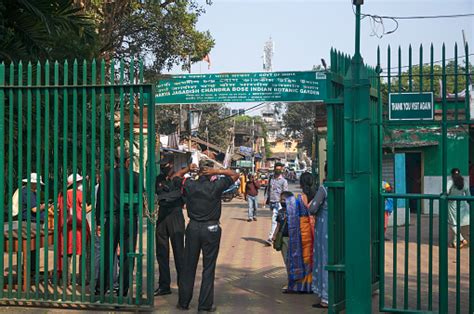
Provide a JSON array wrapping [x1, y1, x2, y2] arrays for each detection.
[[377, 43, 473, 313], [0, 59, 156, 308], [326, 49, 381, 314]]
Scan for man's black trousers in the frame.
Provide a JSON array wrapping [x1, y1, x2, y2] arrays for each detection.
[[178, 220, 221, 311], [155, 209, 185, 290], [96, 216, 137, 295]]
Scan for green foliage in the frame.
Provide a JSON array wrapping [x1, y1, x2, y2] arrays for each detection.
[[283, 103, 317, 153], [155, 103, 232, 149], [81, 0, 215, 80], [0, 0, 98, 62], [196, 104, 232, 149], [381, 60, 473, 101]]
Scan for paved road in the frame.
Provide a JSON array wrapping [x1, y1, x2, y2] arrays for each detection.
[[0, 184, 323, 313], [1, 182, 466, 313], [153, 183, 321, 313]]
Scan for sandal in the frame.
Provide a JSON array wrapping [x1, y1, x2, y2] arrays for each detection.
[[451, 240, 469, 249], [312, 302, 328, 308]]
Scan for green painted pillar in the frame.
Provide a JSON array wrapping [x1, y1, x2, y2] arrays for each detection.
[[312, 123, 320, 185], [343, 3, 373, 313]]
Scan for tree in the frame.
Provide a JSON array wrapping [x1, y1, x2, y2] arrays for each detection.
[[155, 104, 232, 149], [0, 0, 97, 62], [196, 104, 232, 149], [283, 102, 324, 153], [0, 0, 216, 204], [81, 0, 215, 80]]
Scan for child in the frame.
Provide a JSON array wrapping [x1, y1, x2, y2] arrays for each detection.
[[383, 181, 394, 241]]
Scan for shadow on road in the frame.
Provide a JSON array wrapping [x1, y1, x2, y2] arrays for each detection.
[[241, 237, 269, 245], [231, 218, 249, 222]]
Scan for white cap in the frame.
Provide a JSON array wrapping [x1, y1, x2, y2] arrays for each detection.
[[22, 173, 45, 185], [67, 174, 83, 187]]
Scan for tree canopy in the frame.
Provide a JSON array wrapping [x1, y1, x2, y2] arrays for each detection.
[[0, 0, 215, 78], [0, 0, 97, 62]]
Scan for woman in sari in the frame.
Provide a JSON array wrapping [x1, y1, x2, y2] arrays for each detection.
[[309, 164, 329, 308], [275, 191, 313, 293]]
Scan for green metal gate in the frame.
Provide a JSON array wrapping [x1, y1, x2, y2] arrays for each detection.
[[377, 43, 474, 313], [0, 59, 156, 308], [325, 49, 381, 314]]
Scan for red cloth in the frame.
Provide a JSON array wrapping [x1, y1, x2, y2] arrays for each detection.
[[57, 190, 90, 258]]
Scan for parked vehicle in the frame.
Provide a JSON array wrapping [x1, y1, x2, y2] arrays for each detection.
[[222, 184, 239, 202]]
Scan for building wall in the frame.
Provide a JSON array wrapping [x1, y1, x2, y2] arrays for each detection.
[[271, 139, 298, 154], [385, 126, 469, 215]]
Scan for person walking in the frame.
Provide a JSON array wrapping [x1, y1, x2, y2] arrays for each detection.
[[447, 168, 470, 249], [239, 172, 246, 197], [309, 165, 329, 309], [95, 149, 141, 296], [245, 173, 260, 222], [264, 162, 288, 246], [154, 154, 185, 296], [174, 160, 239, 313]]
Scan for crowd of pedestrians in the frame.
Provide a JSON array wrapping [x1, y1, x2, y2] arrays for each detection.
[[10, 149, 472, 312]]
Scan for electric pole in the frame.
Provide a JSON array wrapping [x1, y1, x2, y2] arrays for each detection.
[[188, 55, 193, 152], [251, 118, 255, 174]]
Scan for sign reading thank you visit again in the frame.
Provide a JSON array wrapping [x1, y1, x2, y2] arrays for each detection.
[[155, 71, 327, 104], [389, 92, 434, 121]]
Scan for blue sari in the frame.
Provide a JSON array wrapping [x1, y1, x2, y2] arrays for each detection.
[[286, 195, 313, 293]]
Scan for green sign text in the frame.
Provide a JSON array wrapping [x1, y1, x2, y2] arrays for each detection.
[[155, 71, 327, 104], [389, 92, 434, 121]]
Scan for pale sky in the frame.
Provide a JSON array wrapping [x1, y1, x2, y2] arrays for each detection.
[[166, 0, 474, 112]]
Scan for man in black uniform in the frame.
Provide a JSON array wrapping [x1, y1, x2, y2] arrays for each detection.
[[173, 160, 239, 313], [154, 155, 185, 296], [95, 150, 140, 297]]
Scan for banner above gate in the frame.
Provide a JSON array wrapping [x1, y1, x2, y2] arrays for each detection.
[[155, 71, 327, 104]]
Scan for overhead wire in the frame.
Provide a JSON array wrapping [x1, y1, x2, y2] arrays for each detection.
[[189, 102, 267, 133], [352, 1, 474, 39]]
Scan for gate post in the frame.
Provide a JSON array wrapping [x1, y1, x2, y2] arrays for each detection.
[[343, 2, 373, 312]]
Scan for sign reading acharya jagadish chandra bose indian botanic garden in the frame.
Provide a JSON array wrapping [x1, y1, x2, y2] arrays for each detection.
[[155, 71, 328, 104]]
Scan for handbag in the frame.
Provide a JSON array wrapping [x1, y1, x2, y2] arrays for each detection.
[[273, 219, 287, 251]]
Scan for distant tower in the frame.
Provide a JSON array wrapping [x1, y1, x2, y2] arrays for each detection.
[[263, 37, 274, 72]]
